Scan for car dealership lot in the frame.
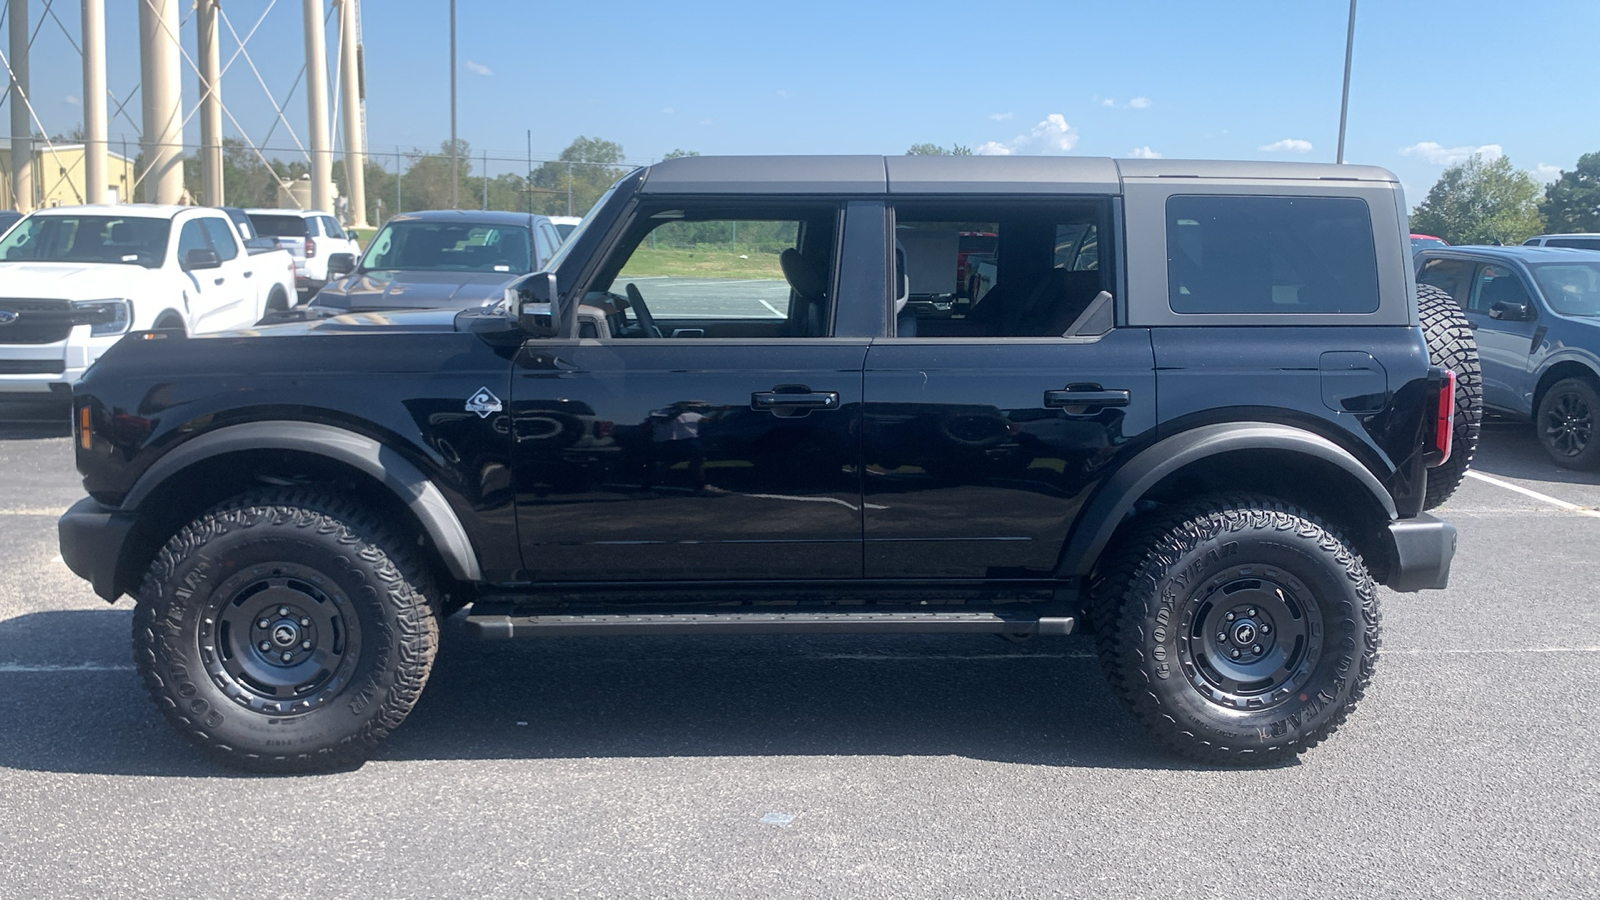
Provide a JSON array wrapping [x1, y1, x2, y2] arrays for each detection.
[[0, 403, 1594, 898]]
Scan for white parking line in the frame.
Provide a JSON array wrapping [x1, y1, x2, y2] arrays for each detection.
[[756, 298, 786, 317], [0, 663, 135, 673], [0, 508, 69, 517], [1464, 471, 1600, 518]]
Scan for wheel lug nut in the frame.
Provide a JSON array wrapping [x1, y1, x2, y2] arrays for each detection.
[[1225, 612, 1236, 621], [280, 651, 293, 662], [1230, 649, 1241, 659], [1252, 645, 1262, 654], [301, 641, 312, 650], [278, 607, 290, 616], [1260, 625, 1270, 635], [257, 618, 270, 629], [1217, 632, 1227, 642], [300, 618, 310, 627], [1247, 608, 1257, 617], [259, 641, 271, 652]]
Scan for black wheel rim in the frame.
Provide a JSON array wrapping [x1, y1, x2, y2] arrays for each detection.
[[1543, 390, 1593, 457], [1176, 565, 1324, 711], [199, 564, 362, 715]]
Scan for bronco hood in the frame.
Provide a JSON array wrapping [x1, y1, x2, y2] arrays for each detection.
[[310, 269, 517, 311]]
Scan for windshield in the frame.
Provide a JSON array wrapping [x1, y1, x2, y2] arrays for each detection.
[[0, 214, 169, 267], [1531, 262, 1600, 317], [359, 221, 533, 274]]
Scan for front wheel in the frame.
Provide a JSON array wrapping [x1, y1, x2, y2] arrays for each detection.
[[1094, 499, 1380, 765], [1536, 377, 1600, 469], [134, 489, 439, 772]]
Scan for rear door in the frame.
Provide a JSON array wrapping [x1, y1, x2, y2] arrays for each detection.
[[511, 199, 869, 582], [862, 197, 1158, 579]]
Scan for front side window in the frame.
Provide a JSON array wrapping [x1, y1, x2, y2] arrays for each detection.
[[0, 215, 168, 267], [359, 222, 533, 274], [1166, 195, 1379, 314], [176, 220, 211, 263], [594, 208, 836, 339], [200, 218, 240, 261], [1529, 263, 1600, 317], [1468, 265, 1533, 315]]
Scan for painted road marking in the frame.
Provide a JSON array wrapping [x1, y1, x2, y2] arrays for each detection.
[[1464, 471, 1600, 519]]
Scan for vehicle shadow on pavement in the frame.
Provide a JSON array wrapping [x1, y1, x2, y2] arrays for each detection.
[[1471, 420, 1600, 487], [0, 609, 1245, 776]]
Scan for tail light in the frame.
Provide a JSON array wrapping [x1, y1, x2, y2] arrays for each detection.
[[1427, 369, 1456, 467], [304, 237, 316, 258]]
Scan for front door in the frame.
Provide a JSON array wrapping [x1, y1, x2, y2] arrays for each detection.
[[1465, 263, 1541, 412], [512, 202, 867, 582], [862, 198, 1158, 579]]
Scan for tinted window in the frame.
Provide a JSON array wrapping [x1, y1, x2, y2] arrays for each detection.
[[250, 214, 308, 237], [1468, 265, 1533, 314], [321, 216, 344, 239], [1547, 237, 1600, 251], [0, 214, 168, 267], [360, 221, 533, 274], [1530, 262, 1600, 317], [200, 218, 240, 261], [1167, 195, 1379, 314], [1418, 257, 1474, 306], [176, 220, 211, 261]]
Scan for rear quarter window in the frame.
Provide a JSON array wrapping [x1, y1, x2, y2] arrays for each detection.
[[1166, 195, 1380, 315]]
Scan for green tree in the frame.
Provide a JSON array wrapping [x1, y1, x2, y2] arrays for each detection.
[[1539, 152, 1600, 234], [529, 135, 629, 217], [906, 143, 973, 156], [662, 148, 699, 160], [1410, 153, 1545, 245]]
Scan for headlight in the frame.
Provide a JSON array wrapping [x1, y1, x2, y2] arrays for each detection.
[[71, 299, 133, 336]]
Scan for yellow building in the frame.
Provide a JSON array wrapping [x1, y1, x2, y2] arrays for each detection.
[[0, 144, 138, 209]]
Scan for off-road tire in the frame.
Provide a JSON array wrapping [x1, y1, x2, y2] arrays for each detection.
[[1418, 284, 1481, 508], [1095, 498, 1380, 765], [133, 488, 439, 773], [1536, 376, 1600, 470]]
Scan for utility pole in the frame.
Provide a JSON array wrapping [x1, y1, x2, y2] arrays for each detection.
[[8, 0, 33, 212], [337, 0, 367, 226], [449, 0, 458, 208], [197, 0, 224, 205], [137, 0, 184, 204], [1336, 0, 1357, 165], [81, 0, 108, 204], [303, 0, 333, 211]]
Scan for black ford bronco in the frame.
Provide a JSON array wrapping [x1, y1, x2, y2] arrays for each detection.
[[59, 156, 1476, 772]]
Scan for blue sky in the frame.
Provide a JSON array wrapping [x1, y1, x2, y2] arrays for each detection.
[[10, 0, 1598, 207]]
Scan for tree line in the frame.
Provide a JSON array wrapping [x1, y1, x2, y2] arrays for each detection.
[[1409, 151, 1600, 245]]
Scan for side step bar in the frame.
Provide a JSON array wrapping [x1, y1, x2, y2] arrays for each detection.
[[466, 610, 1076, 639]]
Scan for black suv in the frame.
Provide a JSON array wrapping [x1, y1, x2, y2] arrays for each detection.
[[59, 156, 1471, 772]]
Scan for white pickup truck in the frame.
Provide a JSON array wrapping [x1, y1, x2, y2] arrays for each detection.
[[0, 204, 296, 395]]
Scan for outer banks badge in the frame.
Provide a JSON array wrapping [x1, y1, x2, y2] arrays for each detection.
[[466, 387, 503, 418]]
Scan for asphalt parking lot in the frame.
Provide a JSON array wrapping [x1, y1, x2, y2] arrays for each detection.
[[1, 400, 1595, 899]]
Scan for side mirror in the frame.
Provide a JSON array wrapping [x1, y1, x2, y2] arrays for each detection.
[[183, 248, 220, 271], [514, 271, 560, 336], [1489, 300, 1533, 322], [327, 252, 357, 278]]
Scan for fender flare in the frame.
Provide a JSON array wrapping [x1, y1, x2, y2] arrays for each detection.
[[122, 420, 483, 582], [1056, 422, 1396, 579]]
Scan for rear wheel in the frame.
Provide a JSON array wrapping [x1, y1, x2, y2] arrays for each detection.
[[1417, 284, 1481, 508], [153, 311, 186, 333], [133, 488, 439, 772], [1536, 376, 1600, 469], [1092, 498, 1379, 765]]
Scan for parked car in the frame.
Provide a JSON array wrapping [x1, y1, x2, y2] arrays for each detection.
[[1418, 245, 1600, 468], [1411, 233, 1449, 253], [308, 209, 563, 312], [218, 206, 298, 311], [0, 210, 22, 236], [1523, 233, 1600, 252], [0, 204, 296, 395], [61, 156, 1466, 772], [245, 208, 361, 300], [548, 215, 582, 241]]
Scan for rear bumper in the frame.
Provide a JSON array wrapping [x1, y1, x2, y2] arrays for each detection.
[[59, 496, 137, 602], [1382, 512, 1458, 592]]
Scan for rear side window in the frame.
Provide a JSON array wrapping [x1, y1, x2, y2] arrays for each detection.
[[1418, 257, 1474, 306], [1166, 195, 1379, 315], [250, 214, 308, 238], [1547, 237, 1600, 251]]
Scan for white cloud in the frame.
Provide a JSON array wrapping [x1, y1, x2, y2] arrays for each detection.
[[1128, 97, 1152, 109], [1129, 146, 1162, 159], [975, 141, 1014, 156], [1534, 162, 1563, 183], [979, 114, 1080, 156], [661, 107, 675, 114], [1102, 98, 1116, 107], [1399, 141, 1503, 166], [65, 94, 80, 106], [1260, 138, 1313, 153], [465, 60, 492, 76], [698, 119, 713, 126], [1101, 97, 1152, 109], [776, 89, 793, 98], [989, 112, 1013, 121]]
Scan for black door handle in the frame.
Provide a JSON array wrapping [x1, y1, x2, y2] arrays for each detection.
[[752, 389, 840, 411], [243, 270, 254, 278], [1044, 387, 1130, 409], [213, 277, 225, 285]]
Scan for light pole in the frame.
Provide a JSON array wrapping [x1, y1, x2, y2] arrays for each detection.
[[449, 0, 458, 208], [1336, 0, 1357, 164]]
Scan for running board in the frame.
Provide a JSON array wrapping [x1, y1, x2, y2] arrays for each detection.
[[466, 610, 1076, 639]]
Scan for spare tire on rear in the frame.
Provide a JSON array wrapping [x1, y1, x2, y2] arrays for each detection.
[[1417, 284, 1482, 509]]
